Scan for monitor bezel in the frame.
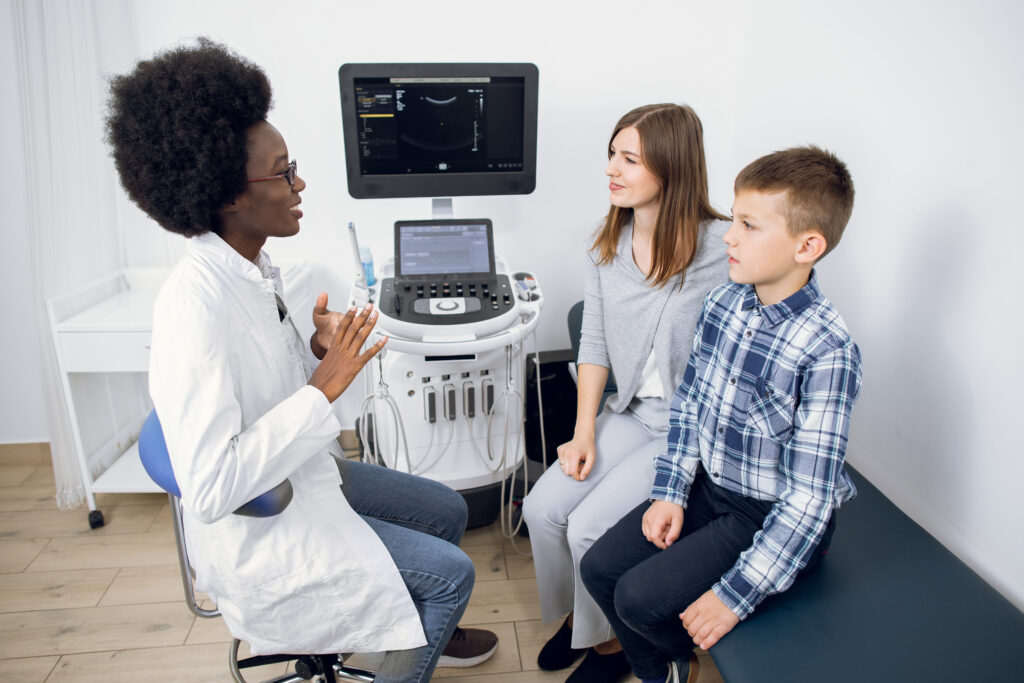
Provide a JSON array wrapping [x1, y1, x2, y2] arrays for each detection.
[[393, 218, 496, 279], [339, 63, 538, 199]]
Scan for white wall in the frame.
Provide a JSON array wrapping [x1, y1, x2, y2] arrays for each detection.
[[3, 0, 1022, 609]]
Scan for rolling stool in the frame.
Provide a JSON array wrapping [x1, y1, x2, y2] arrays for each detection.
[[138, 409, 375, 683]]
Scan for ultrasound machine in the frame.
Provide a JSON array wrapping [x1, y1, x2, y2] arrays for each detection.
[[338, 63, 542, 528]]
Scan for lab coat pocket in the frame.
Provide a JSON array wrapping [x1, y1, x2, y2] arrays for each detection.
[[746, 377, 795, 443], [216, 514, 308, 597]]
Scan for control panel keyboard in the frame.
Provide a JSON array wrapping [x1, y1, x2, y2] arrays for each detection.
[[379, 275, 515, 325]]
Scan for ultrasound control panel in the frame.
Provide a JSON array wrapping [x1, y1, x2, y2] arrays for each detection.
[[378, 218, 517, 326], [378, 274, 515, 325]]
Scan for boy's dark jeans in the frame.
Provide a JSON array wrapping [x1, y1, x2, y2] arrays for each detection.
[[579, 468, 835, 678]]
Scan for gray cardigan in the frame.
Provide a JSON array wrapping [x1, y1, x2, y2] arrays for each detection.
[[578, 219, 730, 414]]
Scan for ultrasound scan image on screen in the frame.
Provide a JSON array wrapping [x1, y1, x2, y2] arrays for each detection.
[[355, 77, 524, 176]]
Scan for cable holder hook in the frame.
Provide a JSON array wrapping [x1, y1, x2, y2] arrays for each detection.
[[374, 350, 390, 398]]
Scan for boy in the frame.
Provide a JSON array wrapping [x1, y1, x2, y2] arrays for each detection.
[[579, 146, 862, 683]]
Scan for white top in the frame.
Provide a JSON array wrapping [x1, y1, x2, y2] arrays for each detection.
[[149, 232, 425, 655], [634, 348, 664, 399]]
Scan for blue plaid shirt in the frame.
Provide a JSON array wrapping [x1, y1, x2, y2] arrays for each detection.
[[652, 271, 862, 619]]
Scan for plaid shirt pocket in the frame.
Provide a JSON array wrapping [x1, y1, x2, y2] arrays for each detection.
[[746, 377, 796, 443]]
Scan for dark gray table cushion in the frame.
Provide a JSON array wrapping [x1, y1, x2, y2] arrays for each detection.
[[710, 467, 1024, 683]]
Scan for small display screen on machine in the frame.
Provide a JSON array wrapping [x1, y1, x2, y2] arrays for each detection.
[[395, 219, 495, 278]]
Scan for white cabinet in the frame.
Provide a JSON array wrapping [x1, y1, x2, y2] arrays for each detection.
[[47, 264, 312, 527]]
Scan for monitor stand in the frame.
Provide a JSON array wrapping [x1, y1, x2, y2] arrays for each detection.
[[431, 197, 454, 218]]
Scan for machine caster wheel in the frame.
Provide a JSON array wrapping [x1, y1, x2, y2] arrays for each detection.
[[88, 510, 104, 529]]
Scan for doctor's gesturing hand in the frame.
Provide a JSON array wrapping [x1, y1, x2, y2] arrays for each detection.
[[310, 293, 345, 360], [308, 301, 387, 403]]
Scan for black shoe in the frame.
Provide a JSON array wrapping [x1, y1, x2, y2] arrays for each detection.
[[566, 648, 631, 683], [669, 651, 700, 683], [537, 617, 586, 670], [436, 627, 498, 668]]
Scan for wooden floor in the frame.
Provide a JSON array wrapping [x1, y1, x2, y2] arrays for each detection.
[[0, 448, 724, 682]]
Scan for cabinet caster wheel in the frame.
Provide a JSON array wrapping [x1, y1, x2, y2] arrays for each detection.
[[88, 510, 104, 529]]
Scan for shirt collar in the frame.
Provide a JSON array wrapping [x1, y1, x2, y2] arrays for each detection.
[[740, 270, 821, 327], [191, 232, 271, 282]]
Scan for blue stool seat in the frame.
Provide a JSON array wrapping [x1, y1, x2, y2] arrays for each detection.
[[139, 410, 294, 518]]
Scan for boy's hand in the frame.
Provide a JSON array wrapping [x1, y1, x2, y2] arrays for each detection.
[[642, 500, 684, 549], [556, 434, 596, 481], [310, 293, 346, 360], [308, 304, 387, 403], [680, 589, 740, 650]]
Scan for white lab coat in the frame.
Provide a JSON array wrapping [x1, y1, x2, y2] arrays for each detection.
[[149, 232, 425, 655]]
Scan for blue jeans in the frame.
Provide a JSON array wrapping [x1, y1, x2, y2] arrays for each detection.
[[580, 468, 835, 678], [339, 459, 474, 683]]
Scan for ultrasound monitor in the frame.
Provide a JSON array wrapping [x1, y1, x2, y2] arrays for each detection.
[[339, 63, 538, 199]]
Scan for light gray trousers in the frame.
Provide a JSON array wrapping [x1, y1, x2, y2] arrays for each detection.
[[521, 405, 667, 649]]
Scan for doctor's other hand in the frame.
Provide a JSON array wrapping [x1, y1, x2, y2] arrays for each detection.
[[556, 433, 596, 481], [642, 500, 684, 549], [310, 292, 345, 360], [308, 303, 387, 403]]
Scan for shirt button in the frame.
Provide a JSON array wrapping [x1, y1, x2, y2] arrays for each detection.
[[729, 377, 736, 385], [745, 330, 752, 338], [718, 426, 724, 434], [713, 472, 720, 478]]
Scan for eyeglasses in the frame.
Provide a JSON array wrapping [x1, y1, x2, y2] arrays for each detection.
[[247, 160, 298, 187]]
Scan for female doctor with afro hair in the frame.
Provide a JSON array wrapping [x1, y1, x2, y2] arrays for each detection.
[[105, 38, 497, 682]]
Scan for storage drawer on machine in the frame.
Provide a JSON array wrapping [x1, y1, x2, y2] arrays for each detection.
[[59, 331, 152, 372]]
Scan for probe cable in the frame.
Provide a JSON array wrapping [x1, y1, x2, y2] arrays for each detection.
[[415, 412, 455, 474], [359, 352, 413, 473]]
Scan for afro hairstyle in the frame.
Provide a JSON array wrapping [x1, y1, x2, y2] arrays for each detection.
[[105, 38, 272, 236]]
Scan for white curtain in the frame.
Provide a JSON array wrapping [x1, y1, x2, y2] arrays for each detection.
[[13, 0, 140, 508]]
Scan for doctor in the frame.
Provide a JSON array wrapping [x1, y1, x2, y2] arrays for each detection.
[[105, 39, 497, 682]]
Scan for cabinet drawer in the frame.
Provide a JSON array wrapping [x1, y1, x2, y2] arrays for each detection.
[[60, 331, 152, 372]]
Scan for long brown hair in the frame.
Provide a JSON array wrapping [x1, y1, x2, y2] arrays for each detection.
[[592, 103, 726, 288]]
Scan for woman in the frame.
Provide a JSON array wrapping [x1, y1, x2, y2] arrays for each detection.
[[522, 103, 730, 683], [105, 40, 495, 682]]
